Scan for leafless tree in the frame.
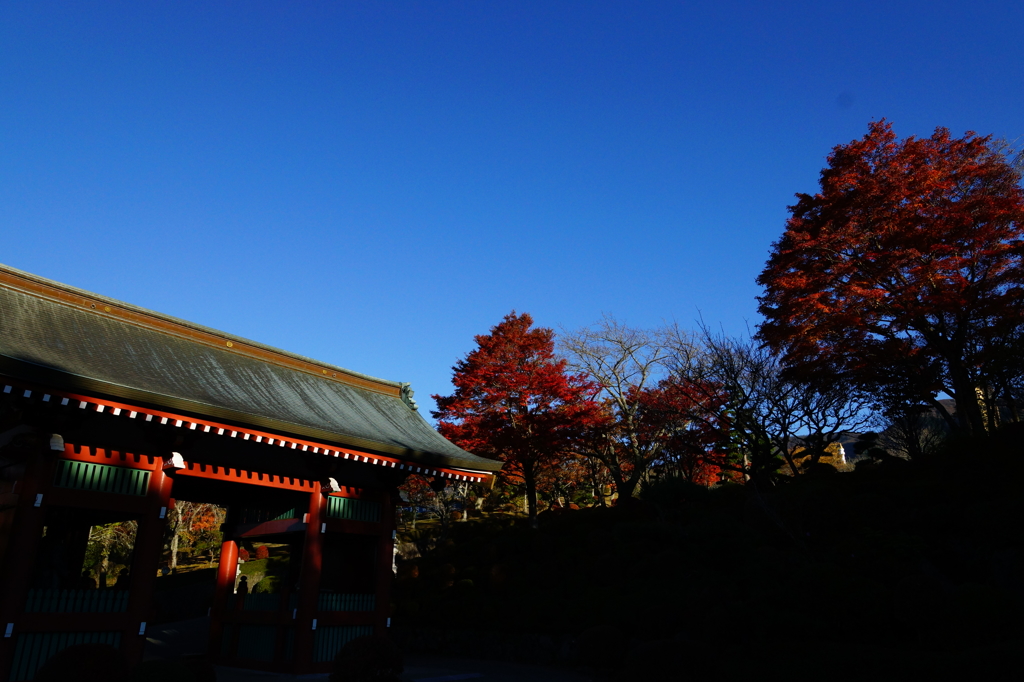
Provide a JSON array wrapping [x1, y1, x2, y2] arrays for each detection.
[[167, 500, 223, 571], [424, 479, 470, 539], [794, 381, 873, 467], [671, 327, 871, 481], [560, 316, 675, 499], [564, 317, 874, 489], [875, 406, 949, 460], [683, 331, 799, 482]]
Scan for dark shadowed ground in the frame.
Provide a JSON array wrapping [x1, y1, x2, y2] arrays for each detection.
[[144, 618, 589, 682]]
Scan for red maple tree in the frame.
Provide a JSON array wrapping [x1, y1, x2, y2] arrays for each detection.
[[570, 374, 730, 497], [535, 451, 593, 508], [757, 121, 1024, 434], [432, 312, 604, 527], [642, 375, 730, 486]]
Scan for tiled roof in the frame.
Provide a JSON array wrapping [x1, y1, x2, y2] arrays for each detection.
[[0, 264, 500, 473]]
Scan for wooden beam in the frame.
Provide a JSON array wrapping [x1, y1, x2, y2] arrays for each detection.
[[1, 376, 493, 484], [173, 462, 318, 493]]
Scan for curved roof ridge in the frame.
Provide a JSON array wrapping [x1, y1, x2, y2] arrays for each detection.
[[0, 262, 401, 390]]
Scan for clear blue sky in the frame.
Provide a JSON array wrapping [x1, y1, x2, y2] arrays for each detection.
[[2, 1, 1021, 416]]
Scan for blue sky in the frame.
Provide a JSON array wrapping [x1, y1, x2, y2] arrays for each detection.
[[2, 1, 1021, 416]]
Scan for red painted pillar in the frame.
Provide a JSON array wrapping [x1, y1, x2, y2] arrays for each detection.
[[209, 535, 239, 661], [119, 462, 173, 666], [0, 439, 60, 679], [375, 489, 397, 635], [292, 490, 325, 673]]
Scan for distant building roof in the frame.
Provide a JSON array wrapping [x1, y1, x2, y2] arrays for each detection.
[[0, 264, 500, 473]]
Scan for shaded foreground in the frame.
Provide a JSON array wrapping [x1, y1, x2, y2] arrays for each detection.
[[391, 434, 1023, 680]]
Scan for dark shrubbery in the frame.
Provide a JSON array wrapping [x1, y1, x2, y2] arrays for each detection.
[[330, 634, 403, 682], [391, 434, 1024, 676]]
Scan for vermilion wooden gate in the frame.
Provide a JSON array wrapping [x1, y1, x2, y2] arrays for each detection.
[[0, 265, 500, 680]]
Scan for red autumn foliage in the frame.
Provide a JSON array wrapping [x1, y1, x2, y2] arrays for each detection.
[[757, 121, 1024, 434], [189, 508, 220, 533], [562, 319, 731, 498], [255, 544, 269, 561], [535, 451, 593, 507], [238, 547, 250, 561], [641, 375, 730, 485], [399, 473, 435, 508], [574, 368, 732, 496], [432, 312, 606, 526]]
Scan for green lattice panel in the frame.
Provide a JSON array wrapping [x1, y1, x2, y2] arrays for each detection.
[[53, 460, 150, 496], [242, 593, 282, 611], [237, 506, 298, 525], [220, 624, 234, 657], [317, 592, 375, 612], [24, 588, 130, 613], [9, 631, 121, 682], [236, 625, 276, 662], [313, 625, 372, 663], [326, 496, 380, 522], [283, 626, 294, 662]]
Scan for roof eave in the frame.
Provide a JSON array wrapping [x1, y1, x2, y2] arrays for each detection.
[[0, 354, 503, 473]]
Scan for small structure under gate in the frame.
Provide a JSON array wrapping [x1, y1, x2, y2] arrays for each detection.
[[0, 264, 500, 680]]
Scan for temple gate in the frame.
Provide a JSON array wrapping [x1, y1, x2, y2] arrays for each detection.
[[0, 265, 499, 679]]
